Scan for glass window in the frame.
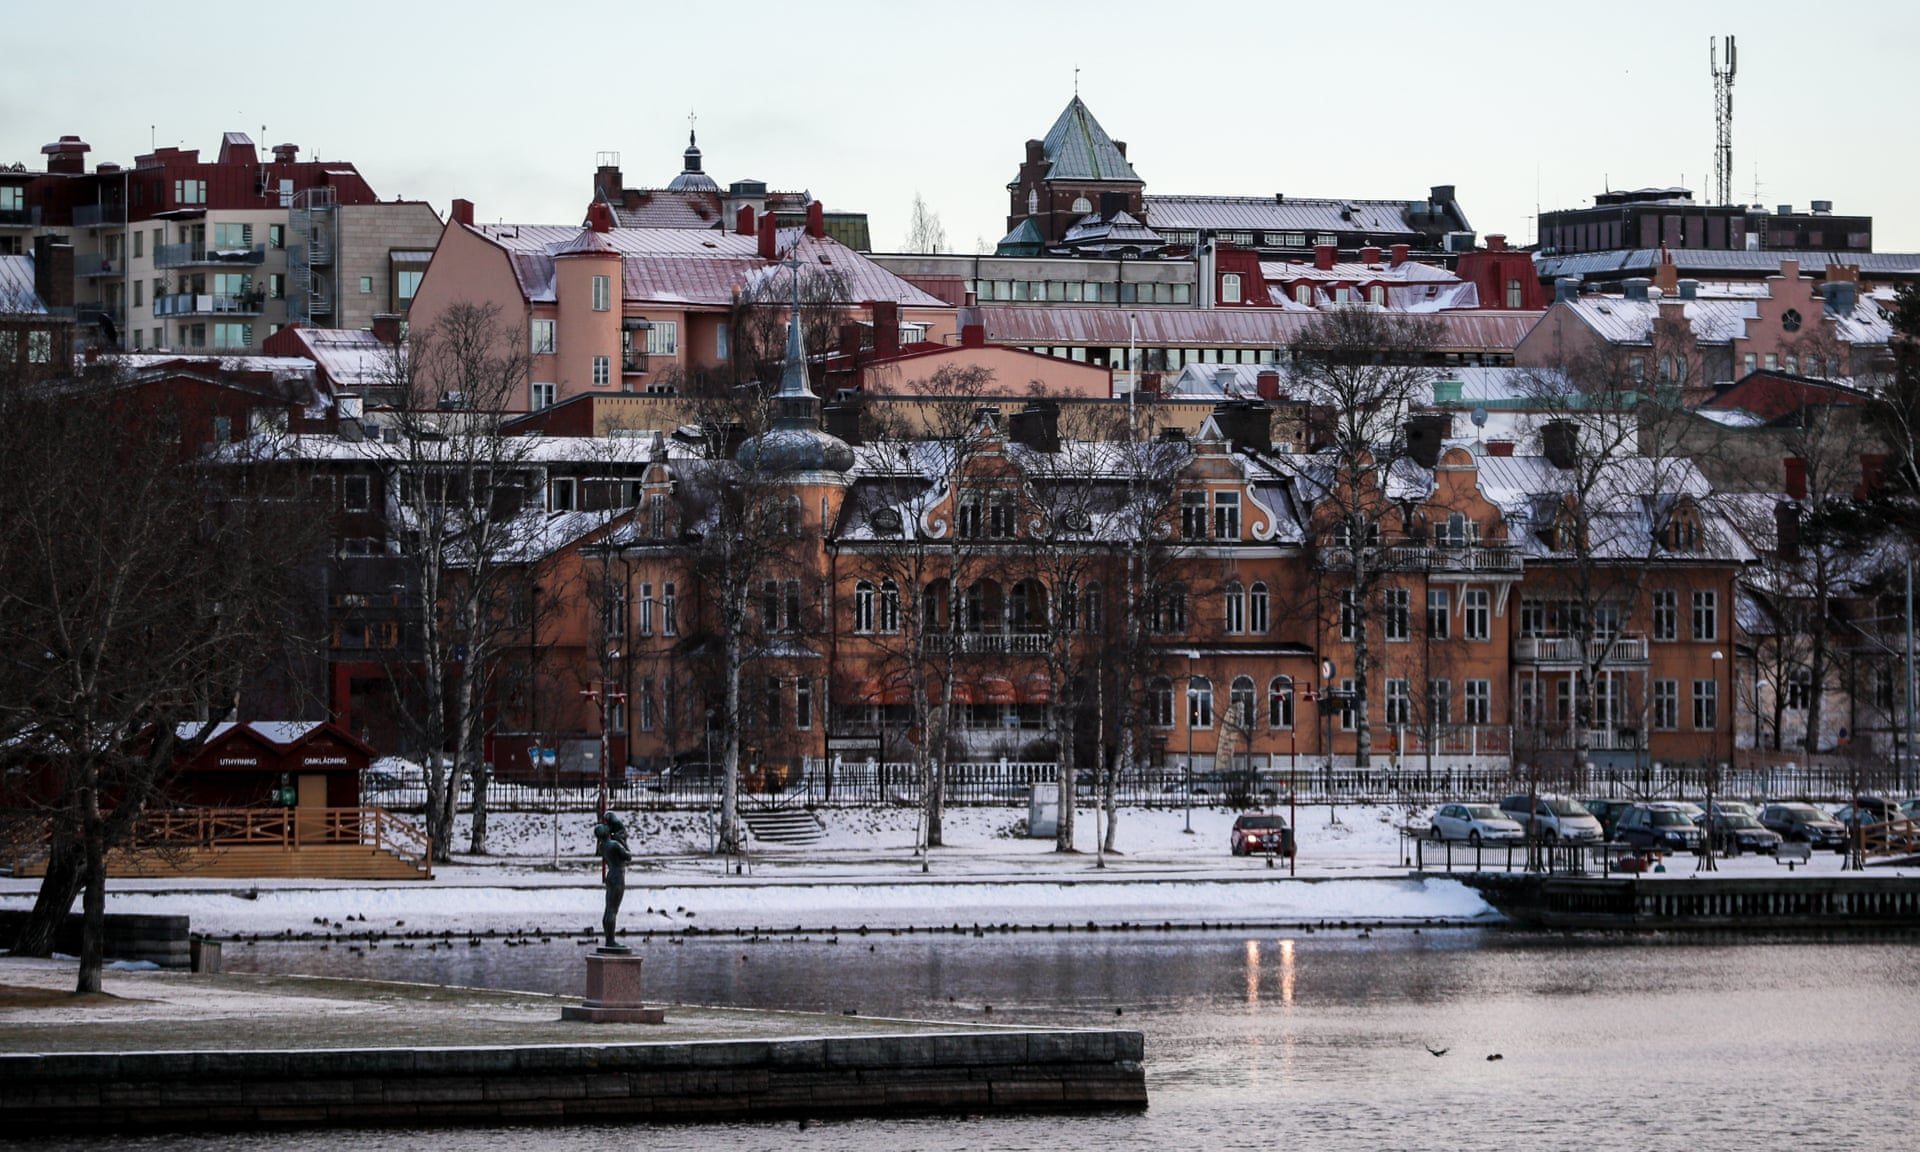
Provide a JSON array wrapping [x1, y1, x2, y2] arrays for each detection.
[[1249, 582, 1269, 633], [1428, 588, 1450, 639], [1653, 590, 1677, 641], [796, 678, 813, 730], [1230, 677, 1256, 729], [1213, 491, 1240, 539], [1506, 278, 1524, 309], [531, 382, 556, 409], [173, 179, 206, 205], [591, 274, 611, 311], [853, 581, 874, 633], [1268, 677, 1294, 728], [592, 355, 611, 386], [1385, 588, 1410, 641], [879, 581, 901, 634], [1464, 589, 1490, 640], [1385, 679, 1410, 725], [397, 269, 423, 302], [1339, 679, 1358, 731], [1220, 273, 1241, 304], [1691, 591, 1717, 641], [1465, 680, 1490, 724], [1339, 590, 1357, 642], [1149, 678, 1173, 728], [1188, 678, 1213, 730], [212, 322, 252, 349], [662, 582, 677, 635], [1693, 680, 1718, 730], [1224, 582, 1245, 634], [1181, 491, 1207, 539], [638, 583, 654, 635], [1428, 680, 1452, 726], [1652, 680, 1679, 729], [646, 321, 678, 356]]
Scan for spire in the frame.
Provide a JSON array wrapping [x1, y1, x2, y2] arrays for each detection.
[[778, 258, 811, 399]]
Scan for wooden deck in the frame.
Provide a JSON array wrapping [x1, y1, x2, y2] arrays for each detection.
[[5, 806, 431, 881]]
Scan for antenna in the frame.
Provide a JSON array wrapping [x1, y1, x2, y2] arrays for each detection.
[[1710, 34, 1737, 206]]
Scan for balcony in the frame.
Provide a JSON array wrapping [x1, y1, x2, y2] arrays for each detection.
[[78, 256, 123, 278], [1322, 544, 1523, 574], [1512, 634, 1650, 666], [72, 203, 126, 229], [77, 301, 125, 325], [154, 292, 265, 318], [154, 243, 266, 269], [924, 631, 1052, 655], [0, 206, 41, 228]]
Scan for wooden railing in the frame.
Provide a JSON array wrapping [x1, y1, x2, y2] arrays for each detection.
[[128, 805, 432, 876]]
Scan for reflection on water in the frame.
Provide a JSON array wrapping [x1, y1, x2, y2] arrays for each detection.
[[102, 932, 1920, 1151]]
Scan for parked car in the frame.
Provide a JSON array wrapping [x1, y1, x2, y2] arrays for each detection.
[[1230, 812, 1295, 858], [1499, 795, 1605, 843], [1835, 796, 1903, 825], [1665, 800, 1707, 824], [1899, 798, 1920, 820], [1429, 803, 1526, 845], [1759, 803, 1848, 849], [1582, 798, 1635, 840], [1703, 799, 1760, 822], [1704, 812, 1784, 855], [1616, 803, 1705, 853]]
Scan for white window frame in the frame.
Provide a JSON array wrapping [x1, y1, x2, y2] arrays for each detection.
[[530, 319, 556, 354], [1652, 590, 1677, 641], [591, 274, 611, 311], [1465, 679, 1490, 724], [592, 356, 611, 386], [1463, 589, 1490, 640], [531, 382, 556, 409], [1691, 590, 1717, 641], [1220, 273, 1241, 304]]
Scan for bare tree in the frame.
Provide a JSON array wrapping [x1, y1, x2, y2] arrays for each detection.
[[0, 378, 323, 992], [1289, 310, 1440, 769], [904, 193, 948, 255]]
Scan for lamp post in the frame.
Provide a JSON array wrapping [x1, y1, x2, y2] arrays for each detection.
[[581, 681, 627, 818], [1703, 649, 1723, 872], [1184, 677, 1205, 835]]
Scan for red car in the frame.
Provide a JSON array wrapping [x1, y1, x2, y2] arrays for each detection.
[[1230, 813, 1295, 857]]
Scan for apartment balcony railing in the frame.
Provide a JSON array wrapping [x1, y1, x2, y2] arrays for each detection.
[[0, 206, 41, 228], [72, 203, 126, 228], [154, 292, 265, 318], [77, 301, 124, 325], [924, 631, 1051, 655], [1322, 544, 1523, 573], [1512, 635, 1650, 666], [154, 243, 266, 269], [78, 256, 123, 278]]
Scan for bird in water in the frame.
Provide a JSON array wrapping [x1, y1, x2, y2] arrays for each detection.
[[1425, 1045, 1448, 1057]]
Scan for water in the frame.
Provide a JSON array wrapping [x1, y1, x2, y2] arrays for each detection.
[[86, 932, 1920, 1151]]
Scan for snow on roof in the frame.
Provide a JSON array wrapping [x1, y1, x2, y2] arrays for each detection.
[[1146, 194, 1428, 237], [0, 253, 47, 314], [1563, 295, 1756, 344], [175, 720, 324, 745], [973, 305, 1539, 353], [107, 351, 316, 382], [282, 327, 391, 388], [471, 223, 947, 310], [1261, 259, 1459, 284]]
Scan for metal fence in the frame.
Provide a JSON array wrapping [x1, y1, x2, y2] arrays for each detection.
[[366, 757, 1910, 815]]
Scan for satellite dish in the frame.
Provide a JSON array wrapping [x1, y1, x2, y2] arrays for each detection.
[[1470, 406, 1490, 428]]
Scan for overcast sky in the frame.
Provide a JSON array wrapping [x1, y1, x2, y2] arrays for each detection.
[[5, 0, 1915, 253]]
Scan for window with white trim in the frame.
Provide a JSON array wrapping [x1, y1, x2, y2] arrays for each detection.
[[1385, 679, 1410, 725], [531, 320, 556, 354], [1653, 679, 1678, 729], [1693, 680, 1717, 730], [1224, 582, 1245, 634], [1691, 591, 1717, 641], [592, 356, 611, 386], [1464, 679, 1490, 724], [532, 382, 556, 409], [1428, 679, 1452, 726], [1463, 589, 1490, 640], [1268, 676, 1294, 728], [1249, 582, 1269, 633], [1652, 590, 1677, 641], [591, 274, 611, 311], [1220, 273, 1242, 304], [1384, 588, 1410, 641], [1428, 588, 1450, 639], [1187, 678, 1214, 730], [646, 321, 678, 356], [662, 582, 676, 636]]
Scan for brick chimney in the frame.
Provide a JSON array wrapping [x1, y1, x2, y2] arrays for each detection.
[[1313, 244, 1336, 272], [450, 198, 475, 227], [758, 216, 778, 260], [1024, 139, 1045, 165], [736, 205, 756, 236], [1255, 369, 1280, 401], [1486, 234, 1508, 251], [1485, 439, 1516, 457], [1389, 244, 1410, 267], [271, 143, 299, 164], [1783, 457, 1807, 501], [961, 323, 986, 348], [586, 201, 614, 233], [1359, 246, 1381, 266], [805, 200, 825, 239], [870, 300, 900, 357], [839, 323, 864, 359]]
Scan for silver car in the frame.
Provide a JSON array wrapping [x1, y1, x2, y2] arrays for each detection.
[[1429, 803, 1526, 845]]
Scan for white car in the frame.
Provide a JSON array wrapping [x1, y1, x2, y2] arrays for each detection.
[[1429, 803, 1526, 845]]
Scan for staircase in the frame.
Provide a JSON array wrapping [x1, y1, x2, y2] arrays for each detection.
[[743, 808, 826, 846]]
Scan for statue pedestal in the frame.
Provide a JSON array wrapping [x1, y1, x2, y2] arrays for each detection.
[[561, 949, 666, 1024]]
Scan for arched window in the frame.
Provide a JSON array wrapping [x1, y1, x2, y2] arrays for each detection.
[[1027, 188, 1039, 216], [1224, 582, 1245, 634], [853, 581, 875, 633], [1081, 581, 1102, 633], [1187, 677, 1214, 729], [1230, 676, 1256, 729], [1011, 578, 1047, 632], [878, 580, 900, 633], [1249, 582, 1269, 633], [923, 580, 947, 631], [1148, 677, 1174, 728], [1269, 676, 1295, 728], [784, 495, 802, 536]]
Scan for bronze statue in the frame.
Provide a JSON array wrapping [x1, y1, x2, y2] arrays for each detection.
[[593, 811, 632, 951]]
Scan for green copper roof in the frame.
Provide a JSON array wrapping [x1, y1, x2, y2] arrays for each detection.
[[1040, 97, 1141, 184]]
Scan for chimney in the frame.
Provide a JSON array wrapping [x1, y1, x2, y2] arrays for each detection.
[[1486, 233, 1508, 251], [1824, 281, 1858, 314], [758, 216, 778, 260], [1542, 419, 1579, 469], [1622, 277, 1651, 302], [1256, 369, 1281, 401], [1777, 204, 1793, 217], [1774, 501, 1801, 560], [1211, 401, 1273, 453], [33, 235, 75, 310], [1677, 278, 1699, 300], [586, 201, 614, 233], [805, 200, 825, 239], [41, 135, 90, 175], [1777, 258, 1800, 281], [1555, 276, 1580, 304], [735, 205, 756, 236], [1404, 413, 1451, 468], [1783, 457, 1807, 501], [593, 156, 622, 201], [838, 323, 864, 359], [871, 300, 900, 357], [1313, 244, 1336, 271], [1811, 200, 1833, 215], [450, 198, 475, 227], [961, 323, 986, 348], [1824, 262, 1860, 283], [1389, 244, 1410, 267], [1485, 439, 1516, 457], [1113, 140, 1127, 159], [1138, 372, 1162, 397], [1360, 245, 1381, 266], [371, 313, 403, 345], [271, 143, 299, 164], [1008, 400, 1061, 452], [1653, 256, 1680, 296], [1024, 140, 1045, 165]]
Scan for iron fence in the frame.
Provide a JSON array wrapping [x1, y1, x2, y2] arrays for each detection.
[[365, 757, 1910, 815]]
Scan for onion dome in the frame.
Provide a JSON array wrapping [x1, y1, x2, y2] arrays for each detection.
[[736, 272, 853, 475]]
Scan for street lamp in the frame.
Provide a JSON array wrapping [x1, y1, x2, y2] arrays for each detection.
[[581, 680, 627, 818], [1703, 650, 1724, 872]]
